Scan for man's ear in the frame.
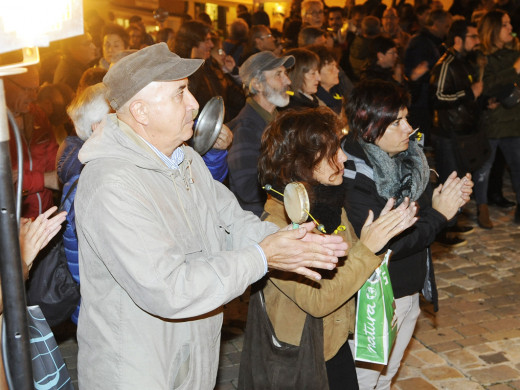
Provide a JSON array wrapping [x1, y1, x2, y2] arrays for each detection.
[[255, 38, 262, 49], [128, 100, 149, 125], [454, 36, 463, 48], [251, 77, 264, 94], [376, 51, 385, 63]]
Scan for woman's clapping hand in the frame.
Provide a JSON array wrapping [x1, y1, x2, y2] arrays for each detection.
[[432, 172, 473, 220], [359, 197, 418, 253]]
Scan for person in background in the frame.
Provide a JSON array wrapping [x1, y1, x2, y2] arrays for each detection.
[[307, 45, 344, 115], [172, 20, 238, 182], [208, 32, 246, 122], [327, 6, 347, 48], [301, 0, 325, 28], [53, 33, 97, 91], [0, 206, 67, 389], [98, 23, 129, 69], [404, 9, 452, 146], [127, 24, 147, 50], [237, 4, 252, 27], [36, 83, 74, 145], [348, 15, 381, 81], [240, 25, 277, 65], [283, 48, 322, 110], [252, 9, 271, 27], [473, 9, 520, 224], [128, 15, 155, 47], [5, 66, 59, 219], [298, 26, 329, 47], [227, 51, 294, 216], [430, 19, 483, 237], [56, 83, 110, 324], [361, 35, 401, 83], [381, 7, 411, 58], [223, 18, 249, 64], [77, 67, 108, 95]]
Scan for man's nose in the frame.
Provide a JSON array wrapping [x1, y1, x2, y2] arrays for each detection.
[[186, 89, 199, 111]]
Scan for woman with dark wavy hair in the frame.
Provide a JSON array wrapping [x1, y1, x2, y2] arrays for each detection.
[[238, 107, 417, 390], [342, 79, 473, 389]]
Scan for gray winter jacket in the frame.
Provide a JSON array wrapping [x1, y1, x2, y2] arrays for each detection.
[[75, 114, 277, 389]]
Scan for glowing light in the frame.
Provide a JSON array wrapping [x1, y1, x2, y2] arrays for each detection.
[[0, 0, 83, 54]]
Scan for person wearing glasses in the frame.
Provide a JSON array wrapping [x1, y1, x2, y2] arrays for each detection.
[[381, 7, 410, 59], [239, 25, 277, 65], [171, 21, 236, 181], [430, 20, 484, 238], [301, 0, 325, 28]]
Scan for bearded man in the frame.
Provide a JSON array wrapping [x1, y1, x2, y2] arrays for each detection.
[[227, 51, 294, 216]]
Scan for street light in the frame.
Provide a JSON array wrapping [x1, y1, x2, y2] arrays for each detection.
[[0, 1, 83, 388]]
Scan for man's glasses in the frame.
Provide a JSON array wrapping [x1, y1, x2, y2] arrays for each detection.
[[260, 34, 272, 39]]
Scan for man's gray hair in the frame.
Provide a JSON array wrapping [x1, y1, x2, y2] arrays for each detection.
[[67, 83, 110, 141], [246, 70, 267, 95]]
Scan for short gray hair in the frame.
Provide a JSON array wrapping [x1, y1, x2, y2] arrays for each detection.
[[67, 83, 110, 140], [246, 70, 267, 95]]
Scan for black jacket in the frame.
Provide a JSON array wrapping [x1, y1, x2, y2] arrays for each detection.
[[430, 47, 480, 137], [404, 28, 444, 109], [341, 136, 445, 306], [280, 92, 320, 111]]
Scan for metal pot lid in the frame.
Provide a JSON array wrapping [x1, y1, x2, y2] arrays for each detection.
[[284, 182, 310, 224], [190, 96, 225, 155]]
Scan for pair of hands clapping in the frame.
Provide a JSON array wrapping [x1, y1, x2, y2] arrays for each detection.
[[432, 171, 473, 220]]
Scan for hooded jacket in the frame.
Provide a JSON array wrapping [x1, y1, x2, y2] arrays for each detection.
[[75, 114, 277, 389]]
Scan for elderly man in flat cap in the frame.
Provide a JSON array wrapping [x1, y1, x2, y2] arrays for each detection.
[[74, 43, 347, 389]]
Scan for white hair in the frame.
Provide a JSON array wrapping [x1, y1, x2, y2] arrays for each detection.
[[67, 83, 110, 140]]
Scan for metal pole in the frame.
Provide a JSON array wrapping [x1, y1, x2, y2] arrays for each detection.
[[0, 77, 33, 389]]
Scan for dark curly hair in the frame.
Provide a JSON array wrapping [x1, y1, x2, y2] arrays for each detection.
[[258, 107, 344, 188], [346, 79, 409, 143]]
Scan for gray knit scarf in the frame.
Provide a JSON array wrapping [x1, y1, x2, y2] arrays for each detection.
[[358, 138, 430, 204]]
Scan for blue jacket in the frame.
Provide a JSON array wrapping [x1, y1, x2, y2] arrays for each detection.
[[57, 136, 84, 324]]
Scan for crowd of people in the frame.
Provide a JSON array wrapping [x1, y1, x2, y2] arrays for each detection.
[[3, 0, 520, 388]]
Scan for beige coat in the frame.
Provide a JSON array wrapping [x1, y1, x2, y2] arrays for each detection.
[[263, 196, 382, 360]]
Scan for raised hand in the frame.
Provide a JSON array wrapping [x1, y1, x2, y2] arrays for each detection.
[[19, 206, 67, 269], [260, 222, 348, 281], [360, 197, 418, 253], [212, 124, 233, 150], [432, 171, 473, 220]]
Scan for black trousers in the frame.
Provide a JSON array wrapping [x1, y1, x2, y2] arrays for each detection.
[[326, 339, 359, 390]]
